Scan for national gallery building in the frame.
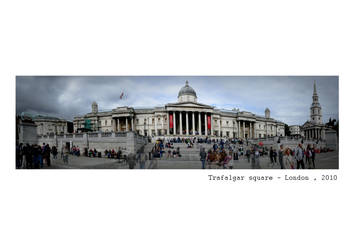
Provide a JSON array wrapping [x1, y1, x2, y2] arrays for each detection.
[[73, 81, 285, 139]]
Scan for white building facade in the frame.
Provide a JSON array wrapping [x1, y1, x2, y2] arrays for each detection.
[[73, 81, 285, 139], [289, 125, 301, 136]]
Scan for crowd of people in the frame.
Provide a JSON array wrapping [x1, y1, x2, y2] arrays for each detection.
[[16, 143, 57, 169], [195, 137, 322, 169], [16, 135, 327, 169]]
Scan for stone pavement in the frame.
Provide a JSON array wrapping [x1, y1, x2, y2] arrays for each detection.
[[47, 150, 338, 169]]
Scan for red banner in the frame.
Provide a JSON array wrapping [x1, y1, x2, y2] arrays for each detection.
[[169, 114, 173, 128], [207, 115, 211, 130]]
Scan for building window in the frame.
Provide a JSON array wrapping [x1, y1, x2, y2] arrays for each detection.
[[136, 119, 139, 124], [105, 120, 107, 126], [226, 121, 229, 125]]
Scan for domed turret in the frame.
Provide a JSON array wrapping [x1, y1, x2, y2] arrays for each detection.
[[265, 108, 270, 118], [92, 101, 98, 113], [178, 80, 197, 102]]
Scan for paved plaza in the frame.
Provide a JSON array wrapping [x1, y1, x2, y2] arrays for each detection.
[[44, 147, 338, 169]]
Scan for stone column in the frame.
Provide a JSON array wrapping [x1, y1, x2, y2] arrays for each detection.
[[238, 121, 240, 138], [243, 121, 245, 139], [173, 111, 176, 135], [131, 117, 134, 131], [113, 119, 117, 132], [167, 113, 170, 135], [125, 117, 128, 132], [185, 112, 188, 135], [117, 118, 121, 132], [250, 123, 253, 139], [204, 113, 208, 136], [192, 112, 195, 135], [161, 115, 164, 135], [219, 119, 221, 137], [148, 118, 152, 137], [155, 116, 158, 136], [179, 112, 182, 135], [198, 112, 202, 136]]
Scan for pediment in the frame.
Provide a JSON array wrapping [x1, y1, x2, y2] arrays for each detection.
[[166, 102, 213, 109], [302, 121, 314, 128]]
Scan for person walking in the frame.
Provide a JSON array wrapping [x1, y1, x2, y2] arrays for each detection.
[[44, 144, 51, 167], [127, 152, 136, 169], [246, 148, 251, 163], [137, 148, 147, 169], [16, 143, 22, 169], [200, 147, 207, 169], [269, 147, 274, 167], [254, 147, 260, 169], [52, 146, 58, 160], [284, 148, 294, 169], [311, 146, 316, 169], [305, 145, 312, 168], [295, 144, 305, 169], [278, 145, 284, 169], [251, 146, 260, 169]]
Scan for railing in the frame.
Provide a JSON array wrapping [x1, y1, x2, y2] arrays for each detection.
[[115, 132, 126, 137], [75, 134, 83, 138], [102, 132, 112, 137], [88, 133, 98, 137], [66, 134, 73, 138]]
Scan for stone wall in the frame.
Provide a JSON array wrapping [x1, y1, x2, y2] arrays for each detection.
[[37, 131, 147, 154], [249, 136, 327, 151], [18, 121, 38, 145], [325, 130, 338, 150]]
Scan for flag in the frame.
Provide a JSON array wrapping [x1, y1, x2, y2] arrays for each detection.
[[120, 92, 124, 99]]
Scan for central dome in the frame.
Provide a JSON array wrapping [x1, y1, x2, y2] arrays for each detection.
[[178, 81, 197, 102]]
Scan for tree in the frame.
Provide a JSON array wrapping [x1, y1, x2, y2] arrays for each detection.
[[284, 124, 291, 136]]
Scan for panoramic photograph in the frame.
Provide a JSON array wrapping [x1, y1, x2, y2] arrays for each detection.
[[15, 76, 339, 169]]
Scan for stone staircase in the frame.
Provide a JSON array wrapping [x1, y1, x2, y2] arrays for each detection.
[[143, 142, 214, 161]]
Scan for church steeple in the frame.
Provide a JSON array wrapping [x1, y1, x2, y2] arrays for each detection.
[[310, 80, 322, 124]]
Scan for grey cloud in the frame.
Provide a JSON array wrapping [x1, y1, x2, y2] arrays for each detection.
[[16, 76, 339, 125]]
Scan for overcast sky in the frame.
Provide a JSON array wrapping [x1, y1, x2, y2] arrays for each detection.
[[16, 76, 338, 125]]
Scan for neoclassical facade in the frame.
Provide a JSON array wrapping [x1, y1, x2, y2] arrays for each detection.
[[289, 125, 302, 136], [73, 81, 285, 139], [20, 112, 70, 136]]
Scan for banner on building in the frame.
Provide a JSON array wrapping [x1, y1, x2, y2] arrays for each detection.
[[207, 115, 211, 130], [169, 114, 173, 128]]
